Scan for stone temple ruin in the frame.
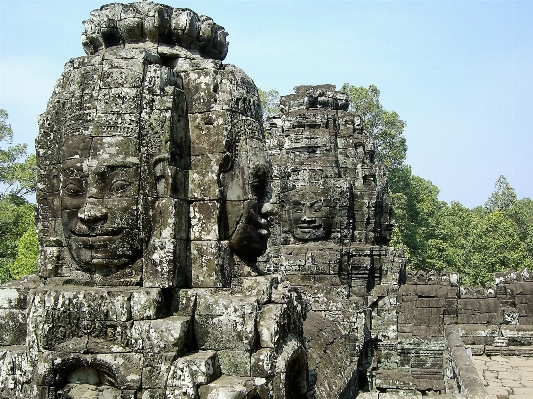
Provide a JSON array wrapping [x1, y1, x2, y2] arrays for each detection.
[[1, 2, 533, 399]]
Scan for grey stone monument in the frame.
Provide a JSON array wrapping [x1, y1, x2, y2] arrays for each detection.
[[0, 2, 310, 398]]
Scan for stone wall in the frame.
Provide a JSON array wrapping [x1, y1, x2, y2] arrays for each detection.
[[368, 268, 533, 396]]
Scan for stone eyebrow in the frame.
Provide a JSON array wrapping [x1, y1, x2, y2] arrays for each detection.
[[91, 158, 140, 173]]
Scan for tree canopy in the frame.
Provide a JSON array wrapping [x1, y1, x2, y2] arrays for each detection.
[[341, 84, 407, 171], [258, 88, 280, 122], [0, 110, 36, 196], [0, 110, 38, 283]]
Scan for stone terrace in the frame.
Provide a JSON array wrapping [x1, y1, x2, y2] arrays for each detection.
[[472, 355, 533, 399]]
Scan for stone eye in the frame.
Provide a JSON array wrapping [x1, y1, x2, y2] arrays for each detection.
[[109, 180, 132, 193], [313, 202, 323, 212], [64, 182, 84, 196], [292, 205, 303, 214]]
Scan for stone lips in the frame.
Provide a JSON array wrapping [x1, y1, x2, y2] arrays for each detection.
[[82, 2, 229, 60]]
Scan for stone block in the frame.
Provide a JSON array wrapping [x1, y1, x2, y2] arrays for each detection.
[[251, 348, 276, 378], [167, 351, 221, 397], [195, 293, 258, 351], [230, 276, 278, 305], [217, 350, 251, 377], [142, 353, 176, 389], [190, 201, 219, 240], [507, 283, 533, 296], [188, 111, 227, 156], [141, 390, 165, 399], [144, 238, 183, 289], [516, 303, 531, 316], [189, 167, 220, 201], [28, 288, 135, 352], [181, 69, 220, 114], [0, 347, 34, 395], [131, 316, 190, 353], [97, 87, 141, 114], [417, 297, 445, 308], [198, 375, 259, 399], [0, 309, 27, 346], [190, 241, 231, 288], [257, 304, 290, 349], [0, 281, 35, 310], [130, 288, 165, 320]]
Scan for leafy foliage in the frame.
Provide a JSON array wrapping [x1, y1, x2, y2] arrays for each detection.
[[258, 88, 280, 121], [11, 225, 38, 280], [0, 110, 36, 196], [0, 194, 36, 283], [484, 175, 517, 212], [341, 84, 407, 171], [463, 209, 531, 286], [392, 170, 533, 286], [0, 110, 37, 283]]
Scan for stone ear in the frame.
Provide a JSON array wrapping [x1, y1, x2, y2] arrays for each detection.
[[152, 155, 170, 198], [220, 153, 233, 173], [51, 166, 60, 193]]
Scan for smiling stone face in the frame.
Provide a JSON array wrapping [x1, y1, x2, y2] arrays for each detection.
[[61, 135, 142, 269], [289, 186, 333, 241]]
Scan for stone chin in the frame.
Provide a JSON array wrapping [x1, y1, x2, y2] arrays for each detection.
[[229, 223, 270, 259], [291, 226, 329, 241], [65, 230, 142, 269]]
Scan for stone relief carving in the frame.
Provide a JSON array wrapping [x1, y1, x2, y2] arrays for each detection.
[[288, 186, 333, 241], [61, 135, 142, 270]]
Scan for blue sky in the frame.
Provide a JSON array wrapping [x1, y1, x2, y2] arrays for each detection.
[[1, 0, 532, 207]]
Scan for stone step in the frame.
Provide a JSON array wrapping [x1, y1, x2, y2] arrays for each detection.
[[198, 375, 261, 399]]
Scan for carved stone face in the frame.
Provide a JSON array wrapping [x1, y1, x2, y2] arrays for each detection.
[[224, 138, 273, 259], [289, 186, 333, 241], [61, 135, 142, 268]]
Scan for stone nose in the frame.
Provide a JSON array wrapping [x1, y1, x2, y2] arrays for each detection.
[[78, 201, 107, 224], [259, 202, 279, 217], [300, 213, 317, 223]]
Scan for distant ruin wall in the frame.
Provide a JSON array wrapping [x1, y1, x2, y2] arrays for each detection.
[[370, 268, 533, 394]]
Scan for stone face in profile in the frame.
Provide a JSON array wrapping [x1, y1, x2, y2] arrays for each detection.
[[61, 135, 142, 269], [223, 134, 273, 260], [289, 186, 333, 241]]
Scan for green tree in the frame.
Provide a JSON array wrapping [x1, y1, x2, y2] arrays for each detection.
[[464, 210, 531, 286], [341, 84, 407, 171], [508, 198, 533, 259], [0, 194, 36, 283], [389, 166, 449, 270], [258, 88, 280, 121], [0, 110, 36, 196], [11, 226, 38, 279], [484, 175, 517, 212], [0, 110, 37, 283]]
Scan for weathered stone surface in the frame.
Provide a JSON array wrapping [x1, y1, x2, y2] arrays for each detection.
[[0, 2, 314, 398], [167, 351, 221, 398], [194, 293, 258, 351], [14, 1, 533, 398], [131, 316, 190, 353]]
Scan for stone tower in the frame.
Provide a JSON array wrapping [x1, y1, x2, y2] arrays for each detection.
[[262, 85, 400, 398]]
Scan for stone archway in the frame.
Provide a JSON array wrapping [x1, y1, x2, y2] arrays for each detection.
[[57, 366, 121, 398], [274, 337, 308, 399]]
